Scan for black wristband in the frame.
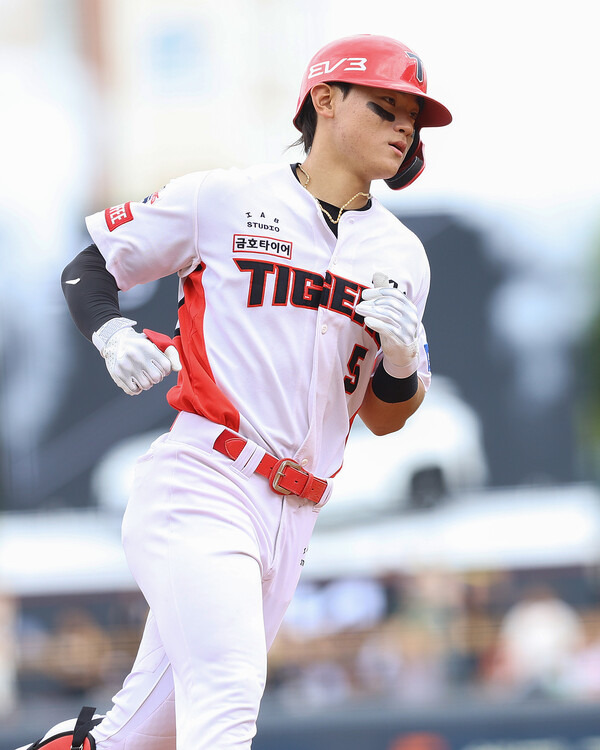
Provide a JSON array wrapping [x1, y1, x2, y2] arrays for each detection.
[[371, 363, 419, 403]]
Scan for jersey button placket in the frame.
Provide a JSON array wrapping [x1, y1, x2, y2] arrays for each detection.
[[323, 251, 338, 335]]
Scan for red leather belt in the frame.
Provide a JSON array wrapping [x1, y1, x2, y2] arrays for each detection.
[[213, 429, 328, 504]]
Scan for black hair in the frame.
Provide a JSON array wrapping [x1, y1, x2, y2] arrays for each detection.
[[290, 82, 352, 153]]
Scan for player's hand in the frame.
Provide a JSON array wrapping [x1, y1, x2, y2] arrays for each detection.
[[355, 273, 419, 379], [92, 317, 181, 396]]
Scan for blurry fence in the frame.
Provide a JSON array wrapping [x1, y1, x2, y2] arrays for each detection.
[[2, 696, 600, 750], [253, 700, 600, 750]]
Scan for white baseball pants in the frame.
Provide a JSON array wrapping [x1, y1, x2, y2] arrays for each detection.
[[91, 412, 329, 750]]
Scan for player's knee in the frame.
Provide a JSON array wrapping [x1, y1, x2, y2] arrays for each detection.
[[96, 731, 176, 750]]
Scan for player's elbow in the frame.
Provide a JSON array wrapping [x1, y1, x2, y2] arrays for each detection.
[[368, 418, 407, 437], [360, 404, 410, 435], [360, 380, 424, 436]]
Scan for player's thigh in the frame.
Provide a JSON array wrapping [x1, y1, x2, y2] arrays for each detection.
[[121, 436, 269, 694], [128, 525, 266, 748]]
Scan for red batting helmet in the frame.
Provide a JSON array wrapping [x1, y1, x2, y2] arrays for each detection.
[[293, 35, 452, 189]]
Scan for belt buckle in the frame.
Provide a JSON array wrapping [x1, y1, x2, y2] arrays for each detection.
[[270, 458, 303, 495]]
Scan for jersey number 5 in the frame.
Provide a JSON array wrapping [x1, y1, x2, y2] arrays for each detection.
[[344, 345, 369, 395]]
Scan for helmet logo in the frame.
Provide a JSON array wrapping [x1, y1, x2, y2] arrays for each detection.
[[308, 57, 367, 79], [405, 51, 424, 84]]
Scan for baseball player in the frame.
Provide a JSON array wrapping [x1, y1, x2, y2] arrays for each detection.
[[22, 34, 451, 750]]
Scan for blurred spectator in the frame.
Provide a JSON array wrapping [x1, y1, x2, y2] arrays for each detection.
[[487, 585, 585, 697], [320, 577, 388, 633], [356, 616, 447, 704], [355, 617, 405, 696], [44, 608, 112, 696], [446, 577, 499, 686], [281, 577, 388, 638], [275, 659, 353, 709], [269, 577, 388, 707], [401, 569, 463, 636], [558, 616, 600, 699]]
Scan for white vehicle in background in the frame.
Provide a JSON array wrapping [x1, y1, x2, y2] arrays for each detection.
[[318, 376, 488, 526], [92, 429, 162, 515], [92, 377, 487, 522]]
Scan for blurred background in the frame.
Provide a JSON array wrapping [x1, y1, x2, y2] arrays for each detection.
[[1, 0, 600, 748]]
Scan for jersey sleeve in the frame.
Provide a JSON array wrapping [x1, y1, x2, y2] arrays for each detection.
[[85, 172, 205, 292]]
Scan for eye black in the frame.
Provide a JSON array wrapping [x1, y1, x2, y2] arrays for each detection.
[[366, 101, 395, 122]]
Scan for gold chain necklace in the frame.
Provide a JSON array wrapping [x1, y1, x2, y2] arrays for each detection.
[[297, 164, 370, 225]]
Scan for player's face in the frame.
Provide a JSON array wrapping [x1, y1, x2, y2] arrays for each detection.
[[331, 85, 420, 182]]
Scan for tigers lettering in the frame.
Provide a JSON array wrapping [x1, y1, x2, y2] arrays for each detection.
[[233, 258, 370, 328]]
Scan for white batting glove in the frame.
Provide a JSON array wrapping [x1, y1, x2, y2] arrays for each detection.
[[355, 273, 419, 379], [92, 317, 181, 396]]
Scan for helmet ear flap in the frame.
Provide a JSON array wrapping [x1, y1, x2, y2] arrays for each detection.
[[385, 131, 425, 190]]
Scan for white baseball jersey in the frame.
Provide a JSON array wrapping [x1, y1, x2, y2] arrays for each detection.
[[86, 162, 431, 478]]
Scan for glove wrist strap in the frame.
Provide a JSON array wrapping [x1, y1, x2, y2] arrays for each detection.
[[381, 356, 418, 380], [92, 317, 137, 353]]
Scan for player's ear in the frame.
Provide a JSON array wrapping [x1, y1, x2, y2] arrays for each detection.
[[310, 84, 336, 119]]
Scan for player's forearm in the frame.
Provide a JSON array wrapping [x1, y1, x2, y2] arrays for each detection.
[[61, 244, 122, 340], [359, 373, 425, 435]]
